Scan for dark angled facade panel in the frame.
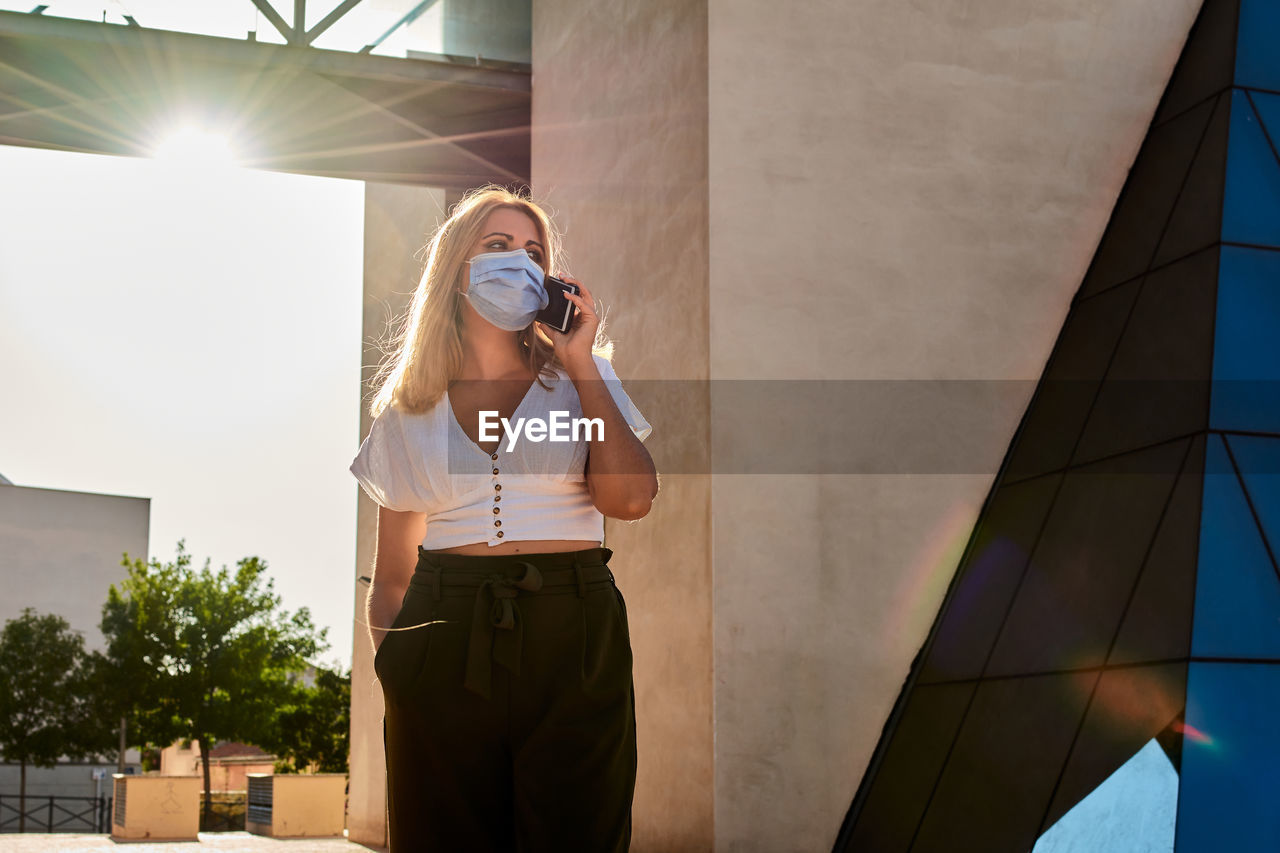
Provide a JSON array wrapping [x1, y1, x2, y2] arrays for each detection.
[[1003, 281, 1141, 483], [840, 683, 976, 853], [1109, 433, 1206, 665], [1222, 90, 1280, 248], [918, 474, 1063, 684], [1233, 0, 1280, 91], [1153, 91, 1229, 267], [836, 1, 1280, 847], [1037, 662, 1187, 837], [1177, 662, 1280, 851], [1190, 434, 1280, 659], [1209, 247, 1280, 433], [1071, 247, 1218, 467], [1152, 0, 1238, 126], [1078, 96, 1216, 299], [985, 438, 1190, 677], [910, 672, 1098, 853]]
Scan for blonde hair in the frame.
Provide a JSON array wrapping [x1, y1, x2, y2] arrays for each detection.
[[365, 185, 615, 419]]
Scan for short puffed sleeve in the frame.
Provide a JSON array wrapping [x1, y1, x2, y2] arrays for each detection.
[[349, 405, 427, 512], [593, 353, 653, 442]]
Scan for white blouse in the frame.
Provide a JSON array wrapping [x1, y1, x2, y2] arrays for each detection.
[[349, 353, 653, 550]]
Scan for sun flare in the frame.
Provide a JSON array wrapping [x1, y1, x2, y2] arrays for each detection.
[[151, 124, 239, 167]]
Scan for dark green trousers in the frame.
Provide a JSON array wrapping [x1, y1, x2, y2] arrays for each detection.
[[377, 545, 636, 852]]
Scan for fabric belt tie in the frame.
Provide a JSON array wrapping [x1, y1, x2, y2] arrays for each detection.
[[464, 560, 543, 701]]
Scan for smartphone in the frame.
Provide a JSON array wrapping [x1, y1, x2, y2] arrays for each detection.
[[537, 275, 579, 333]]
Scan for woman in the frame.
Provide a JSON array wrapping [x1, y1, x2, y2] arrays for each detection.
[[349, 184, 658, 852]]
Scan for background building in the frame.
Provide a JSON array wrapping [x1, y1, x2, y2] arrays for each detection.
[[161, 741, 276, 793], [0, 477, 147, 801]]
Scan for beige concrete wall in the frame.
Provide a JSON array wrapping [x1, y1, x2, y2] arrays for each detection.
[[707, 0, 1201, 850], [112, 775, 202, 841], [348, 180, 447, 849], [532, 0, 712, 849], [531, 0, 1204, 850], [160, 740, 199, 776], [265, 773, 348, 837]]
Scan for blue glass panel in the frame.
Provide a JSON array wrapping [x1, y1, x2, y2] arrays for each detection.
[[1247, 91, 1280, 180], [1222, 90, 1280, 248], [1191, 434, 1280, 658], [1177, 663, 1280, 851], [1235, 0, 1280, 92], [1033, 739, 1177, 853], [1250, 90, 1280, 124], [1228, 434, 1280, 551], [1209, 246, 1280, 433]]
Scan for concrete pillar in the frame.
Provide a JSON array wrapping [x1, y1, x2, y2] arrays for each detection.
[[348, 180, 446, 849], [532, 1, 713, 849]]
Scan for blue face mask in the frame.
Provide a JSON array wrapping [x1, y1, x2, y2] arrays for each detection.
[[464, 247, 550, 331]]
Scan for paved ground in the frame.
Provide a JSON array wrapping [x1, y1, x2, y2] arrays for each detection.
[[0, 834, 385, 852]]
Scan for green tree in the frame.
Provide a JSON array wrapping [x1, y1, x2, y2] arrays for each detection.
[[264, 665, 351, 774], [100, 539, 328, 826], [0, 609, 105, 832], [81, 645, 139, 774]]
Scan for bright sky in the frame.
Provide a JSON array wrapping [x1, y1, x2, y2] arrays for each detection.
[[0, 1, 445, 56], [0, 138, 367, 671]]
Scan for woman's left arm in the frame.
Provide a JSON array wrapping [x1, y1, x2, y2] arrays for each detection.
[[564, 353, 659, 520], [541, 275, 658, 521]]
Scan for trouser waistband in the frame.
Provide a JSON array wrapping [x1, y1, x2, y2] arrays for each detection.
[[411, 546, 615, 700]]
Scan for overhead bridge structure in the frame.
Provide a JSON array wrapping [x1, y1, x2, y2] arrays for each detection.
[[0, 6, 530, 189]]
